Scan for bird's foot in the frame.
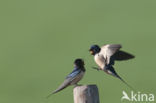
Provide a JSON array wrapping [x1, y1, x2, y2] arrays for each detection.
[[92, 67, 101, 71]]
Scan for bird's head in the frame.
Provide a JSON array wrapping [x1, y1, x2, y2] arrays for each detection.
[[89, 45, 101, 55], [74, 59, 84, 68]]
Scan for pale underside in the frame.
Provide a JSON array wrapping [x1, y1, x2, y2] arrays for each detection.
[[94, 44, 121, 70]]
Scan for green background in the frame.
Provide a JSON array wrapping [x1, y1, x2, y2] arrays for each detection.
[[0, 0, 156, 103]]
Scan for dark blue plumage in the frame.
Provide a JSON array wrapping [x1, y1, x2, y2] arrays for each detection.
[[47, 59, 85, 98], [66, 68, 81, 79]]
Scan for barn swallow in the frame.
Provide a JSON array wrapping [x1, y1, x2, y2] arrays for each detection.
[[89, 44, 135, 89], [47, 59, 85, 98]]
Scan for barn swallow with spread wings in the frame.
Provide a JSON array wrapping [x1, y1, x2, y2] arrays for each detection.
[[47, 59, 85, 98], [89, 44, 135, 89]]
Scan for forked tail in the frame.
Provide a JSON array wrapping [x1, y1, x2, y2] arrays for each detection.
[[116, 74, 136, 92], [108, 66, 136, 91]]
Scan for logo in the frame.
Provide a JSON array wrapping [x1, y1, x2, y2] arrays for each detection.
[[121, 91, 154, 102]]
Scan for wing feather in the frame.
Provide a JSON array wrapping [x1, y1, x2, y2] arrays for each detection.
[[114, 50, 135, 60], [52, 68, 81, 94], [101, 44, 122, 64], [52, 78, 71, 94]]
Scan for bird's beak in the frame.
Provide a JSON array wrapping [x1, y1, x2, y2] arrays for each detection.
[[89, 50, 94, 55]]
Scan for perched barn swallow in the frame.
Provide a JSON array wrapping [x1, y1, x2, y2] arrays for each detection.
[[89, 44, 135, 89], [47, 59, 85, 98]]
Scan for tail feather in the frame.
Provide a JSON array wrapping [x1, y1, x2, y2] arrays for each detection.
[[46, 85, 68, 99], [46, 80, 70, 99], [115, 74, 136, 91], [108, 66, 136, 91]]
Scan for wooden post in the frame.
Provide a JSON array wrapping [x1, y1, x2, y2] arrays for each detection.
[[73, 85, 100, 103]]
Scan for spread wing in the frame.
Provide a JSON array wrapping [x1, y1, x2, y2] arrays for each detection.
[[101, 44, 122, 64], [114, 50, 135, 61]]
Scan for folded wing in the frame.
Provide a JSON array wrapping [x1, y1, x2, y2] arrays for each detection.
[[52, 68, 81, 94]]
